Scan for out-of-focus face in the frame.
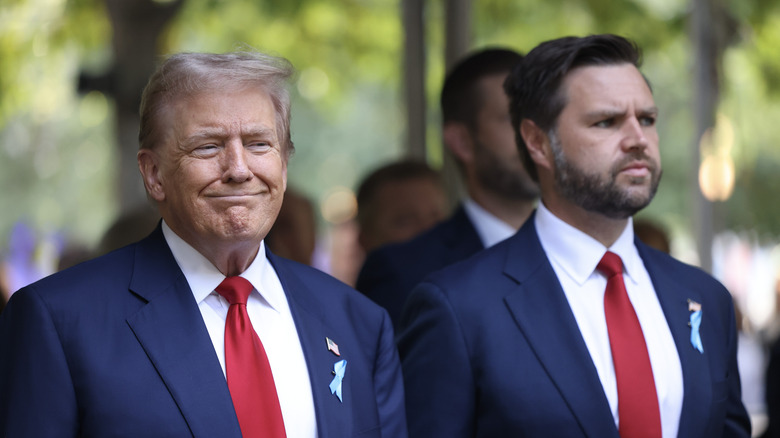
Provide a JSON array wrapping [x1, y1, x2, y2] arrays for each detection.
[[472, 73, 538, 200], [139, 86, 287, 253], [550, 63, 661, 219], [360, 177, 448, 252]]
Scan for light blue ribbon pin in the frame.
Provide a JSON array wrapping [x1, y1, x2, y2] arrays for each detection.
[[329, 359, 347, 402], [690, 309, 704, 353]]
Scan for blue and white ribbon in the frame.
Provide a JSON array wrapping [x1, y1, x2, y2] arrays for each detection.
[[329, 359, 347, 402], [690, 309, 704, 353]]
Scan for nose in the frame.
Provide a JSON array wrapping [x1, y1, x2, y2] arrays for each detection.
[[223, 141, 252, 183], [621, 116, 650, 151]]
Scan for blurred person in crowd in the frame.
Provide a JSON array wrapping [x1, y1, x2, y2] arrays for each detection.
[[634, 217, 672, 254], [356, 160, 448, 254], [265, 187, 317, 265], [95, 205, 161, 257], [0, 50, 406, 437], [732, 301, 768, 434], [399, 34, 750, 437], [356, 48, 538, 329]]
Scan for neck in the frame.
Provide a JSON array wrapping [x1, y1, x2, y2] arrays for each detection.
[[541, 196, 629, 248], [208, 247, 261, 277], [180, 232, 261, 277], [467, 187, 536, 230]]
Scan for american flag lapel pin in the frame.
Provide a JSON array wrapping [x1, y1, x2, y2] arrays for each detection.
[[326, 337, 341, 356]]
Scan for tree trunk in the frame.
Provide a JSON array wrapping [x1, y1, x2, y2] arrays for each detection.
[[104, 0, 184, 214]]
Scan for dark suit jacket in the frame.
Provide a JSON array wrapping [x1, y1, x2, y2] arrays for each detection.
[[762, 336, 780, 438], [398, 214, 751, 438], [0, 226, 407, 438], [356, 206, 484, 331]]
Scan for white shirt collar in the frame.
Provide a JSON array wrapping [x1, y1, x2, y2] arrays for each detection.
[[161, 220, 283, 312], [534, 201, 640, 285], [462, 197, 517, 248]]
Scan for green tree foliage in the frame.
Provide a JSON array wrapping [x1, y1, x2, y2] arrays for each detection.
[[1, 0, 780, 255]]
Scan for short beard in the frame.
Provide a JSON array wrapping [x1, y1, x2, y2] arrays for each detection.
[[473, 138, 539, 201], [549, 130, 661, 219]]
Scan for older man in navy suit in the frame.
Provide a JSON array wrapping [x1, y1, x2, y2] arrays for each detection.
[[0, 51, 406, 437], [399, 34, 750, 437]]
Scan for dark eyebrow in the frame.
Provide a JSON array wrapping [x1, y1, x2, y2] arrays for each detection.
[[637, 106, 659, 117], [585, 106, 658, 120]]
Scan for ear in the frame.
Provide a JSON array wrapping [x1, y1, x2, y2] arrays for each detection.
[[442, 122, 474, 164], [137, 149, 166, 202], [520, 119, 554, 173]]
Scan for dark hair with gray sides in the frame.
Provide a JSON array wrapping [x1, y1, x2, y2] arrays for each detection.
[[504, 34, 644, 181], [138, 51, 296, 159]]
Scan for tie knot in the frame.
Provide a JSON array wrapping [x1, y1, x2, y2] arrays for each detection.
[[597, 251, 624, 278], [216, 276, 254, 305]]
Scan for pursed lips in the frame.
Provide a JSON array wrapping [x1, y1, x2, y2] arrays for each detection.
[[205, 192, 263, 201], [618, 158, 654, 176]]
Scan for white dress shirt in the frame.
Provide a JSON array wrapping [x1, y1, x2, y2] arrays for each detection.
[[162, 221, 317, 438], [463, 198, 517, 248], [534, 203, 683, 438]]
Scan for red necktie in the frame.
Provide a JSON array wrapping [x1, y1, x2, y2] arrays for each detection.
[[216, 276, 287, 438], [598, 251, 662, 438]]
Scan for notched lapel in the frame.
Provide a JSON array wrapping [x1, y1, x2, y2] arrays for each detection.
[[502, 220, 618, 438], [126, 228, 242, 438], [269, 255, 351, 438], [641, 246, 711, 438]]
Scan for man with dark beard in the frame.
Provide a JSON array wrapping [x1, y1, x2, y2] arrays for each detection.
[[356, 49, 538, 331], [398, 34, 750, 438]]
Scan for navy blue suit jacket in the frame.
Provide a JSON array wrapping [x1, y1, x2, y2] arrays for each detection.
[[356, 206, 484, 331], [398, 214, 750, 437], [0, 226, 407, 438]]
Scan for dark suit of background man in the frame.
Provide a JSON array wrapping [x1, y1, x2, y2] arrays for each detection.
[[0, 51, 407, 438], [399, 34, 751, 437], [356, 48, 539, 329]]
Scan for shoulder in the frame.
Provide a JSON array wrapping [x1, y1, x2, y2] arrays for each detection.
[[410, 236, 518, 308], [359, 209, 482, 284], [638, 242, 734, 309], [271, 254, 390, 318], [17, 244, 137, 304], [640, 243, 726, 289]]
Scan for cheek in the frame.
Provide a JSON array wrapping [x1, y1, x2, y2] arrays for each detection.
[[254, 156, 286, 187]]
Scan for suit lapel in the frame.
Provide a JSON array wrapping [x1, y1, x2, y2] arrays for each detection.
[[502, 219, 619, 438], [639, 243, 711, 438], [269, 254, 350, 438], [126, 227, 241, 438]]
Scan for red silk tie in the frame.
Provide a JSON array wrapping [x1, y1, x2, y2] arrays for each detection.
[[598, 251, 662, 438], [216, 276, 287, 438]]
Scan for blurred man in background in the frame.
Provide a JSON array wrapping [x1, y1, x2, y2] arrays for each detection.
[[357, 48, 538, 329]]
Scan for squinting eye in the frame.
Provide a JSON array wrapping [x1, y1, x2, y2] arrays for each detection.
[[639, 116, 656, 127], [247, 142, 271, 150], [192, 144, 219, 156], [594, 119, 613, 128]]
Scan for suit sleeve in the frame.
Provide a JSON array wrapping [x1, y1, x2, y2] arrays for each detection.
[[0, 287, 79, 437], [397, 282, 475, 438], [372, 307, 409, 438]]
